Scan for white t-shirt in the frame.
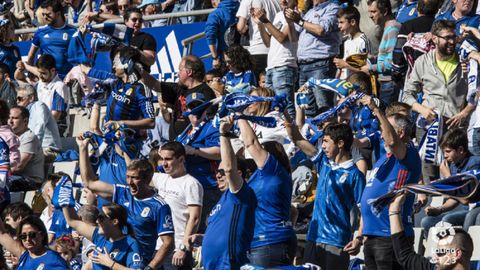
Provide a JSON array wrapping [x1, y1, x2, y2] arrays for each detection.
[[152, 173, 203, 249], [340, 33, 371, 79], [267, 12, 298, 70], [36, 75, 69, 112], [236, 0, 281, 55]]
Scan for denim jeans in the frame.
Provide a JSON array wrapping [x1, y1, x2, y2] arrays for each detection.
[[471, 127, 480, 156], [378, 80, 398, 106], [364, 236, 413, 270], [298, 59, 336, 117], [420, 204, 468, 238], [265, 66, 298, 118], [247, 237, 297, 268]]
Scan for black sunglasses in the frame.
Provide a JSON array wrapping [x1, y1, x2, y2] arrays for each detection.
[[19, 231, 39, 241], [16, 96, 26, 101]]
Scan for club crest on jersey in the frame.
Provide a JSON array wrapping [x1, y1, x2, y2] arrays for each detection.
[[339, 173, 348, 184], [164, 215, 173, 229], [36, 264, 45, 270], [141, 207, 150, 217], [63, 33, 68, 41], [409, 8, 415, 15], [125, 88, 133, 96]]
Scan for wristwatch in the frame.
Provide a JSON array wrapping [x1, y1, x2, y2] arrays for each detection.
[[298, 19, 305, 27], [179, 243, 189, 252]]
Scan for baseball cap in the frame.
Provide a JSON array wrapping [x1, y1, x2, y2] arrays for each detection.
[[186, 92, 205, 106]]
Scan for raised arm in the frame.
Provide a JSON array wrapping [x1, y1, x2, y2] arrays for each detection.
[[77, 135, 114, 199], [238, 118, 268, 168], [283, 111, 318, 157], [220, 116, 245, 192], [62, 207, 95, 241], [360, 95, 407, 160]]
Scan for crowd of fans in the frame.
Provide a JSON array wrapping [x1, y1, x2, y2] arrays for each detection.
[[0, 0, 480, 268]]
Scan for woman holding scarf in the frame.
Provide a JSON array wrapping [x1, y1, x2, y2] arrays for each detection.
[[175, 92, 221, 233]]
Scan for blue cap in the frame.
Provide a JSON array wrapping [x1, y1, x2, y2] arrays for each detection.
[[138, 0, 162, 8], [186, 92, 205, 105]]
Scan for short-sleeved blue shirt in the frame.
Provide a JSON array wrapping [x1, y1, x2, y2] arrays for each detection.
[[396, 0, 418, 24], [113, 184, 174, 261], [308, 153, 365, 247], [105, 80, 155, 122], [202, 183, 257, 270], [0, 44, 21, 75], [248, 154, 295, 248], [17, 250, 69, 270], [360, 142, 421, 237], [91, 227, 145, 270], [32, 24, 76, 77]]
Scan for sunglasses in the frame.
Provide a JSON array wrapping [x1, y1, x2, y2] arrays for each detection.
[[16, 96, 26, 101], [19, 231, 39, 241], [217, 169, 226, 176], [97, 212, 112, 223]]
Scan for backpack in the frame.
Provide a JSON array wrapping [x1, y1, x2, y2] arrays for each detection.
[[224, 23, 250, 47]]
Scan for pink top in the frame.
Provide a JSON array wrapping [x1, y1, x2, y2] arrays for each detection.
[[0, 125, 20, 169]]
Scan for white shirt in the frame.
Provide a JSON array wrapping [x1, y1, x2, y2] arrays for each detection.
[[36, 75, 69, 112], [152, 173, 203, 249], [236, 0, 281, 55], [340, 33, 371, 79], [267, 12, 298, 70]]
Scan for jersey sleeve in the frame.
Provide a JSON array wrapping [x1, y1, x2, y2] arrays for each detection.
[[32, 30, 41, 47], [351, 170, 366, 204], [136, 83, 155, 119], [112, 184, 128, 204], [91, 227, 104, 246], [125, 240, 145, 269], [204, 125, 220, 148], [186, 177, 203, 206], [232, 181, 256, 206], [156, 204, 174, 235], [51, 86, 67, 112]]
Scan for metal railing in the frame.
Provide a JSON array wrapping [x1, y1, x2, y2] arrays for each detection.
[[14, 8, 215, 35]]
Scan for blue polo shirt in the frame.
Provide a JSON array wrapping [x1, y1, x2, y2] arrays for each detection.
[[308, 154, 365, 247], [202, 183, 257, 270], [17, 250, 69, 270], [360, 142, 421, 237]]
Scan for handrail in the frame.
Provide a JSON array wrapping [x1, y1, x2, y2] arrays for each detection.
[[14, 8, 215, 35]]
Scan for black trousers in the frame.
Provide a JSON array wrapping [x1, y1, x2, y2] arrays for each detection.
[[364, 236, 414, 270], [303, 241, 349, 270]]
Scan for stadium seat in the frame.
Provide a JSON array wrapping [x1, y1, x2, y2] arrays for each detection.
[[53, 161, 78, 182], [468, 226, 480, 261]]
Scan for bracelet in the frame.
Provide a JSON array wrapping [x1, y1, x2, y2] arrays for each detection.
[[111, 261, 116, 269], [389, 211, 401, 216]]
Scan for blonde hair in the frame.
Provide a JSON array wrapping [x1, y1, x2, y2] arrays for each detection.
[[248, 87, 275, 116]]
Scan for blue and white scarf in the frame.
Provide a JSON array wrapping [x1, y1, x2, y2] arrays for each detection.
[[304, 78, 359, 98], [418, 113, 443, 166], [310, 93, 365, 125]]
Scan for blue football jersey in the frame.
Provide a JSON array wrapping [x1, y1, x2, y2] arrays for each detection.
[[32, 25, 76, 77], [307, 154, 365, 247], [396, 0, 418, 24], [91, 227, 144, 270], [202, 183, 257, 270], [360, 142, 421, 237], [105, 80, 155, 123], [435, 11, 480, 36], [350, 105, 379, 139], [176, 121, 220, 189], [17, 250, 69, 270], [99, 149, 127, 186], [49, 209, 72, 239], [0, 44, 21, 75], [247, 154, 295, 248], [366, 131, 386, 163], [223, 70, 257, 93], [113, 185, 174, 261]]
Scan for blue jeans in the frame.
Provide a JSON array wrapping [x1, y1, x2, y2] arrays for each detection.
[[378, 81, 398, 106], [298, 59, 336, 117], [265, 66, 298, 118], [247, 237, 297, 268], [420, 205, 468, 238], [471, 127, 480, 156]]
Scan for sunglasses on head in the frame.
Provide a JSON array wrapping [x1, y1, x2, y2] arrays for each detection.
[[217, 169, 226, 176], [19, 231, 39, 241]]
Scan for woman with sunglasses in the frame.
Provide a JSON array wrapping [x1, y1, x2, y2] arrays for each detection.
[[62, 202, 145, 270], [0, 215, 69, 269]]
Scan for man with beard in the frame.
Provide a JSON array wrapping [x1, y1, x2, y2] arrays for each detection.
[[76, 135, 175, 270], [402, 20, 474, 181]]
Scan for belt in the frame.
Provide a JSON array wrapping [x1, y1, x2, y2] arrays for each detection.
[[298, 57, 334, 65]]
